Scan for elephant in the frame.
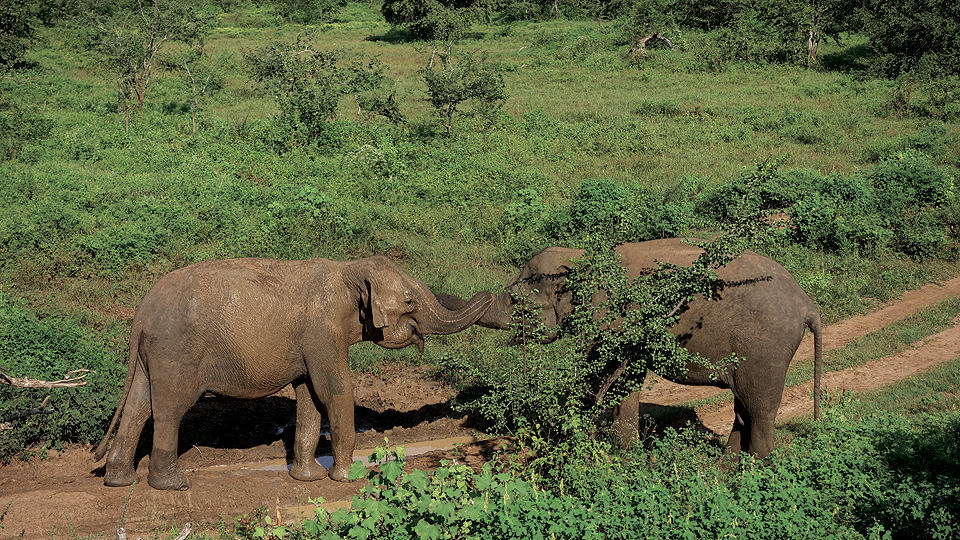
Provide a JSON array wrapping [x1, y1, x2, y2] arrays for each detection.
[[92, 255, 493, 490], [438, 238, 822, 459]]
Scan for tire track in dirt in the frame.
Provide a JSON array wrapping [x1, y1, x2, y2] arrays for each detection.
[[640, 275, 960, 435]]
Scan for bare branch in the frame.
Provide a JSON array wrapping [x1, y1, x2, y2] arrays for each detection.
[[0, 396, 53, 431], [0, 369, 94, 389], [629, 33, 676, 55]]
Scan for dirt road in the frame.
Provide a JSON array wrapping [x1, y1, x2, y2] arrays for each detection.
[[3, 276, 960, 540]]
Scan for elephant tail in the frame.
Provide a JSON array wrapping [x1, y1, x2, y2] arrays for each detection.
[[808, 311, 823, 421], [92, 327, 142, 461]]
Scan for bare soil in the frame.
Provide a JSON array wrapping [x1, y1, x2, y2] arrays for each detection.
[[4, 276, 960, 540]]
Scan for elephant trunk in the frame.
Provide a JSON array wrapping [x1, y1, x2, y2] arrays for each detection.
[[435, 290, 513, 330], [418, 286, 495, 335]]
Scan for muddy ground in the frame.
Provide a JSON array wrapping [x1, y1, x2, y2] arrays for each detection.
[[4, 276, 960, 540]]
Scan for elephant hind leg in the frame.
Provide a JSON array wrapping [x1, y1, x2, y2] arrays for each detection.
[[146, 388, 202, 491], [732, 394, 779, 460], [289, 381, 329, 482], [104, 367, 151, 487], [725, 398, 750, 458]]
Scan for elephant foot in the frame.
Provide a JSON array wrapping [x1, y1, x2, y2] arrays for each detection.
[[328, 461, 353, 482], [147, 468, 191, 491], [103, 467, 140, 487], [289, 459, 328, 482]]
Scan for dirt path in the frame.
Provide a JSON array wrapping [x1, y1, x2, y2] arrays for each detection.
[[3, 276, 960, 540]]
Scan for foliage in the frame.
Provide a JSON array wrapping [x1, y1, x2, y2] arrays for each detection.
[[790, 149, 957, 260], [859, 0, 960, 79], [273, 0, 346, 24], [237, 401, 960, 539], [381, 0, 486, 41], [0, 98, 52, 161], [87, 0, 214, 128], [0, 293, 125, 463], [0, 0, 35, 70], [420, 46, 506, 136], [245, 37, 401, 148]]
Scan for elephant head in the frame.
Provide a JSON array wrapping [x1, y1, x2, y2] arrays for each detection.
[[436, 247, 582, 342], [356, 256, 495, 352]]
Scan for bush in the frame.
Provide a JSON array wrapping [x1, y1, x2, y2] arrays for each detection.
[[272, 0, 345, 24], [0, 293, 125, 463], [264, 400, 960, 539]]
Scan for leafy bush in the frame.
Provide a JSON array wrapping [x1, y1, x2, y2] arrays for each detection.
[[258, 400, 960, 540], [272, 0, 345, 24], [0, 293, 124, 462], [244, 39, 401, 148], [380, 0, 484, 41], [0, 99, 52, 161], [420, 47, 506, 137]]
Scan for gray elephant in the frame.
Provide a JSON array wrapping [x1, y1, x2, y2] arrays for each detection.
[[93, 255, 493, 490], [439, 238, 822, 458]]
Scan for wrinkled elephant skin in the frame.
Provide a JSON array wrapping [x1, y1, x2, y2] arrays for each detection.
[[438, 238, 822, 458], [93, 255, 493, 490]]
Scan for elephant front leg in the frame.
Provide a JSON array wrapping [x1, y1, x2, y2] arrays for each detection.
[[325, 390, 356, 482], [289, 382, 329, 482]]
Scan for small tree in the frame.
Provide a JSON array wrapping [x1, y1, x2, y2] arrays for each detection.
[[273, 0, 346, 24], [245, 37, 402, 146], [0, 0, 33, 71], [176, 52, 224, 134], [381, 0, 485, 41], [420, 47, 506, 137], [90, 0, 212, 130]]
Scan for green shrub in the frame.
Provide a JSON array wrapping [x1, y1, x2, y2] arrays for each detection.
[[268, 400, 960, 540], [0, 293, 125, 462]]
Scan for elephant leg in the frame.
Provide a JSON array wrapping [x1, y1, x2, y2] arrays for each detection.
[[730, 385, 783, 459], [289, 381, 328, 482], [612, 391, 641, 447], [726, 397, 749, 457], [323, 389, 355, 482], [104, 367, 151, 487], [146, 389, 201, 491]]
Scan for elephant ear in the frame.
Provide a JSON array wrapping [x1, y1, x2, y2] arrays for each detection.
[[364, 279, 391, 329]]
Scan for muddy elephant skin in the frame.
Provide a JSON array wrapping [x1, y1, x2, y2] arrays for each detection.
[[439, 238, 822, 458], [93, 255, 493, 490]]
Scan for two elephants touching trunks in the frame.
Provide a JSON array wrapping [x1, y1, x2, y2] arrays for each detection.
[[92, 255, 493, 490], [439, 238, 823, 459], [94, 238, 821, 490]]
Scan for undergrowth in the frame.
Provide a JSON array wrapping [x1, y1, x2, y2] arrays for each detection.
[[232, 396, 959, 540]]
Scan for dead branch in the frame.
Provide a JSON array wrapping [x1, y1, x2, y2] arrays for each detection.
[[629, 33, 677, 55], [0, 369, 94, 388], [0, 396, 52, 431]]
